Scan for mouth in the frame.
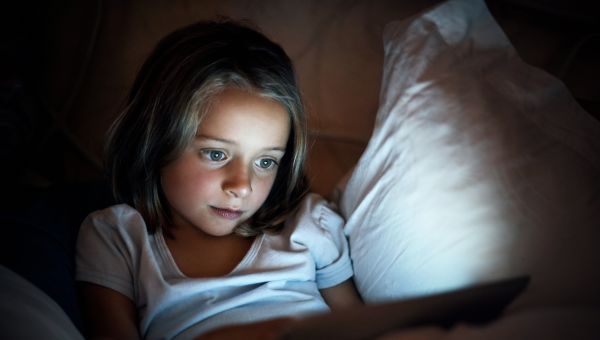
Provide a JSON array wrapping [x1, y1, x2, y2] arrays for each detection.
[[210, 206, 244, 220]]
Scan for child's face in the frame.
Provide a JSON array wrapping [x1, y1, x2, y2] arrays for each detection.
[[160, 87, 290, 237]]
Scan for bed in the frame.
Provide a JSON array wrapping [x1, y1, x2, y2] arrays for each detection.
[[1, 0, 599, 338]]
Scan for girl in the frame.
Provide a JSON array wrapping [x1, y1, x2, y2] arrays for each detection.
[[76, 20, 361, 339]]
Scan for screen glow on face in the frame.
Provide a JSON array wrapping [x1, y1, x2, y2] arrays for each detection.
[[161, 87, 290, 237]]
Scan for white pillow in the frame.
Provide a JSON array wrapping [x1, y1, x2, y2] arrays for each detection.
[[340, 0, 600, 306]]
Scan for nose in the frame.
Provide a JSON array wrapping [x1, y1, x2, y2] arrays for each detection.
[[222, 160, 252, 198]]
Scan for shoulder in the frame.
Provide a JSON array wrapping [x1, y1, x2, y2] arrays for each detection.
[[285, 194, 353, 284], [80, 204, 149, 239], [284, 193, 346, 252], [76, 205, 147, 301], [287, 193, 344, 235], [86, 203, 142, 223], [77, 205, 150, 272]]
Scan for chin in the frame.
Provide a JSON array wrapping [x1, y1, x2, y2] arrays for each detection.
[[212, 226, 238, 237]]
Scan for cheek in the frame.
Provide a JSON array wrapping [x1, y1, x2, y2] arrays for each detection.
[[161, 161, 217, 205], [179, 174, 215, 200], [252, 176, 278, 205]]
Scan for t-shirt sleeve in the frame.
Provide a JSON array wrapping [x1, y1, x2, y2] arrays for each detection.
[[75, 205, 142, 300], [291, 194, 354, 289]]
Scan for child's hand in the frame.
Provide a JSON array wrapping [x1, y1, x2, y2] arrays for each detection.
[[195, 317, 294, 340]]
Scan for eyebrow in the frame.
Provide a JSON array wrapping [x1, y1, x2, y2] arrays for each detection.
[[196, 134, 286, 152]]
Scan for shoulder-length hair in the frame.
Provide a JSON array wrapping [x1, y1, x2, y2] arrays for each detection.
[[105, 20, 308, 236]]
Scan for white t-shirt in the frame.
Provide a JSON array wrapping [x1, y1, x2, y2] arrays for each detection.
[[76, 193, 353, 339]]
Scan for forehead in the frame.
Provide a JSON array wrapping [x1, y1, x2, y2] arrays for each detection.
[[197, 87, 290, 146]]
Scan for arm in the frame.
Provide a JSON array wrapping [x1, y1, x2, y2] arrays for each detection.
[[320, 278, 363, 311], [79, 282, 140, 340], [196, 317, 294, 340]]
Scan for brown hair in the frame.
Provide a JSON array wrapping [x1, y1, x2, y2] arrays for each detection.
[[105, 20, 308, 236]]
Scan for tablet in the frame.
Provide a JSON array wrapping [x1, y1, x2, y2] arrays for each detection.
[[284, 275, 530, 339]]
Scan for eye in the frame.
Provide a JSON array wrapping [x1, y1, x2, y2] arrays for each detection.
[[201, 150, 227, 162], [255, 158, 278, 170]]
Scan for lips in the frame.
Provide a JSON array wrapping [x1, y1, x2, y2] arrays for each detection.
[[210, 206, 243, 220]]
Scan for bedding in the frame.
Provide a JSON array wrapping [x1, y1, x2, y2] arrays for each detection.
[[0, 265, 83, 339], [339, 0, 600, 309]]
